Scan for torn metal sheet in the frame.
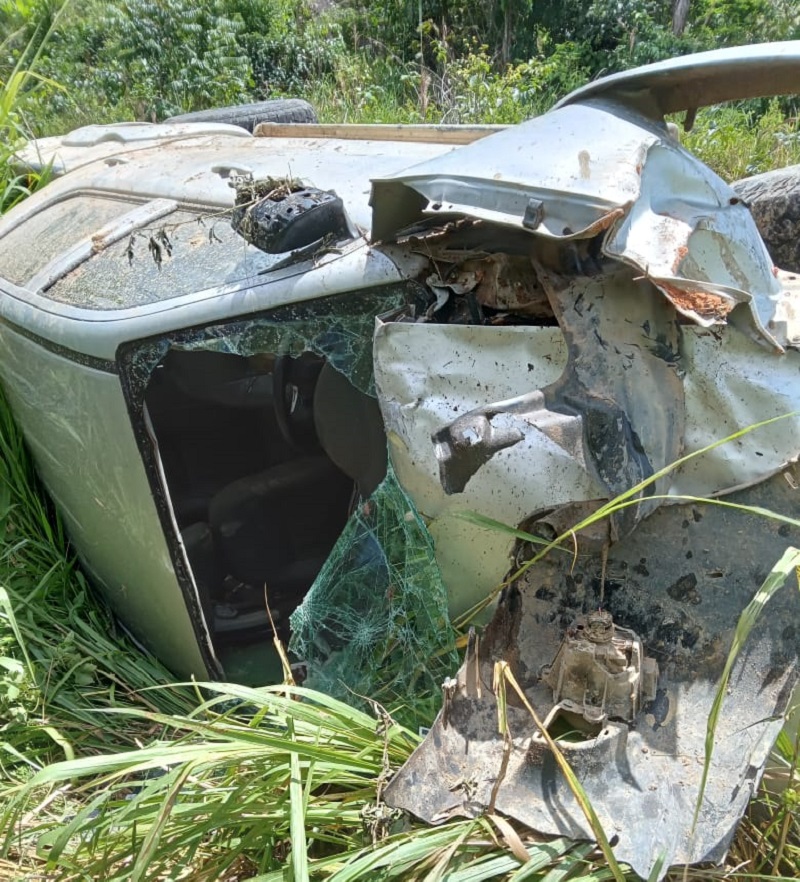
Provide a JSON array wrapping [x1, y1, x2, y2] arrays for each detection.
[[372, 93, 791, 351], [385, 466, 800, 879], [603, 141, 784, 345], [375, 262, 800, 628], [370, 102, 657, 243], [374, 321, 570, 618], [377, 224, 799, 878]]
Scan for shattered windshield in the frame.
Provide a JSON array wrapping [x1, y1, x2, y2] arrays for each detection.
[[0, 194, 132, 287], [46, 209, 285, 310], [119, 284, 422, 398], [290, 461, 459, 714]]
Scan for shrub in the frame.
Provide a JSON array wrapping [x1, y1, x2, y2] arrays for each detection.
[[244, 15, 346, 97], [684, 100, 800, 181]]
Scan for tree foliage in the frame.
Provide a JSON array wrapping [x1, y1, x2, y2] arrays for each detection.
[[1, 0, 798, 133]]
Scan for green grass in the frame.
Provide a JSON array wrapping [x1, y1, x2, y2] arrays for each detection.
[[0, 6, 67, 211], [683, 101, 800, 182]]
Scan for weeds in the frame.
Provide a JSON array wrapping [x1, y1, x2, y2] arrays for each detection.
[[730, 726, 800, 877], [683, 101, 800, 181], [0, 4, 66, 211]]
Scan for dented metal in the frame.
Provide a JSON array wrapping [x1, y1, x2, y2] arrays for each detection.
[[372, 45, 800, 879], [385, 468, 799, 877]]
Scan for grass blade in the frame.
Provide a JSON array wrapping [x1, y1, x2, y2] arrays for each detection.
[[0, 586, 34, 682], [288, 722, 310, 882], [130, 763, 194, 882]]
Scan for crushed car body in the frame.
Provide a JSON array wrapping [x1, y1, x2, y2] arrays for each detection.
[[2, 40, 800, 880]]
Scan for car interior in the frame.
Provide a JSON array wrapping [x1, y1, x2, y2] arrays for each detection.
[[143, 347, 387, 654]]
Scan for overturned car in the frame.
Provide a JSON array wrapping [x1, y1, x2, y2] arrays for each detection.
[[2, 41, 800, 879]]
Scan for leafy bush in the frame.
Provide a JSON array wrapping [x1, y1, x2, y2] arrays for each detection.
[[23, 0, 352, 128], [245, 16, 346, 97], [39, 0, 255, 120], [684, 100, 800, 181]]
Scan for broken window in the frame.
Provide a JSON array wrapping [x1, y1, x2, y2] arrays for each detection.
[[289, 461, 459, 713], [118, 283, 457, 689]]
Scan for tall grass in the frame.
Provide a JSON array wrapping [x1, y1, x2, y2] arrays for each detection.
[[0, 2, 68, 211], [1, 683, 616, 881]]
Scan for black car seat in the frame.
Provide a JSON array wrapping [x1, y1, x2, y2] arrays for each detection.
[[311, 362, 387, 497], [207, 361, 386, 599], [208, 455, 351, 593]]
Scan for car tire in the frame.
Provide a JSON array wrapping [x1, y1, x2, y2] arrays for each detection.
[[732, 165, 800, 273], [165, 99, 318, 132]]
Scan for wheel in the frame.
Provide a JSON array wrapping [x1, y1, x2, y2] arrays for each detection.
[[165, 98, 318, 132], [732, 165, 800, 273]]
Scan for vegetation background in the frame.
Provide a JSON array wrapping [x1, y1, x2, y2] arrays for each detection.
[[1, 0, 800, 179], [0, 0, 799, 879]]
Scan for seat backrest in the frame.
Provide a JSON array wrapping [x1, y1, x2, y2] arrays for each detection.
[[313, 363, 387, 497]]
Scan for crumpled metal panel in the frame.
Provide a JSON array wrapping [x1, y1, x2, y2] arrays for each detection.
[[604, 141, 784, 344], [385, 466, 800, 879], [674, 320, 800, 497], [376, 162, 800, 878], [375, 262, 800, 615], [374, 322, 569, 617], [379, 261, 784, 622], [371, 94, 794, 352], [370, 102, 657, 242]]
